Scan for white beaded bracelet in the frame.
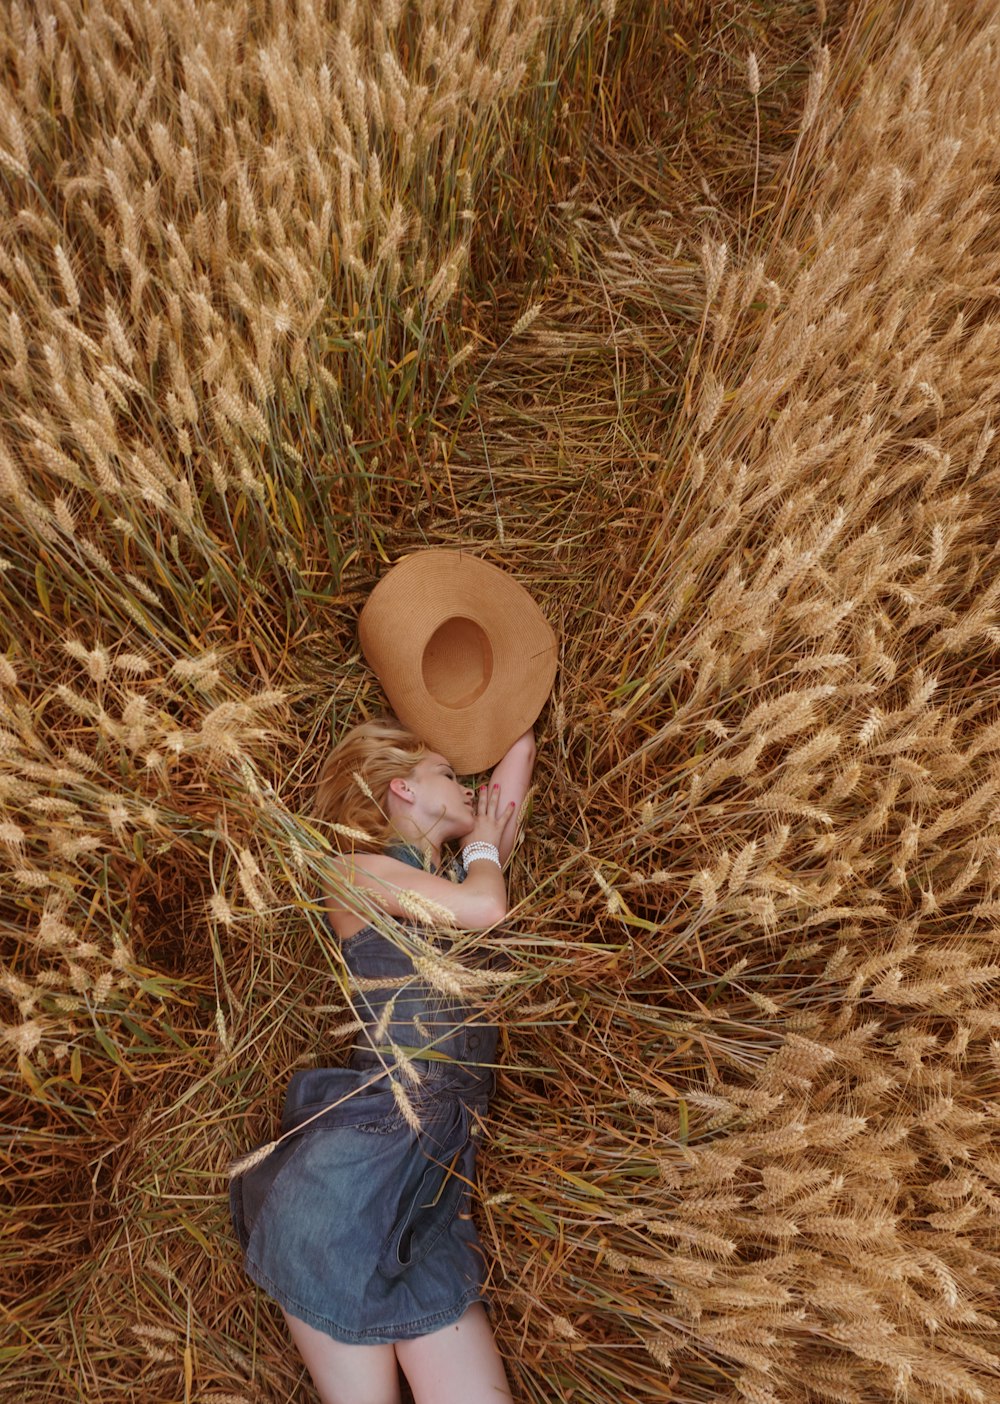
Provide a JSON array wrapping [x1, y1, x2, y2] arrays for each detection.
[[461, 841, 502, 870]]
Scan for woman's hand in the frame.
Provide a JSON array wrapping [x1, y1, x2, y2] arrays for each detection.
[[466, 783, 517, 851]]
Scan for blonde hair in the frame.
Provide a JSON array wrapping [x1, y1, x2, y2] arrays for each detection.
[[313, 716, 429, 852]]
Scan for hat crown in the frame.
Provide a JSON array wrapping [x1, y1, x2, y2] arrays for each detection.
[[422, 616, 494, 710]]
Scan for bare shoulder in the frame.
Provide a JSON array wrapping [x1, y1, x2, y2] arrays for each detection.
[[323, 851, 426, 939], [323, 848, 503, 932], [323, 850, 451, 915], [328, 851, 436, 886]]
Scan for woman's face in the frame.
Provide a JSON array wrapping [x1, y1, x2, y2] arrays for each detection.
[[400, 752, 476, 837]]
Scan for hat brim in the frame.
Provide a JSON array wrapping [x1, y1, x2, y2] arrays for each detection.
[[359, 551, 557, 772]]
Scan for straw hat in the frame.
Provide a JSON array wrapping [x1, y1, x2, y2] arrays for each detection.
[[358, 550, 557, 772]]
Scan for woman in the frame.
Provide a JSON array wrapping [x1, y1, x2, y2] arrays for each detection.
[[231, 715, 536, 1404]]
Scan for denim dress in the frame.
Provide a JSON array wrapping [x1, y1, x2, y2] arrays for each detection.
[[229, 844, 500, 1344]]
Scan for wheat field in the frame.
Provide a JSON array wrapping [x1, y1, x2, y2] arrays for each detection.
[[2, 0, 999, 1400]]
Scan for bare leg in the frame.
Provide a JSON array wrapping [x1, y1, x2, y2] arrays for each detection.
[[395, 1304, 513, 1404], [282, 1310, 402, 1404]]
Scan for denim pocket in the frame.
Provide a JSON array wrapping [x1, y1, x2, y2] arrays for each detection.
[[284, 1095, 405, 1138], [281, 1067, 398, 1133], [376, 1143, 469, 1279]]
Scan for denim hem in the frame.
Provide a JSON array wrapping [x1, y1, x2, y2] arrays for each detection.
[[244, 1257, 486, 1344]]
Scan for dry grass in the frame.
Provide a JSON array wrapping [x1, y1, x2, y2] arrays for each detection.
[[3, 0, 1000, 1401]]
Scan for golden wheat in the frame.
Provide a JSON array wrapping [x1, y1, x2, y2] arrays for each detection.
[[4, 0, 1000, 1400]]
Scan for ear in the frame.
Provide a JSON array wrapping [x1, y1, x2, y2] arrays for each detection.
[[387, 776, 412, 804]]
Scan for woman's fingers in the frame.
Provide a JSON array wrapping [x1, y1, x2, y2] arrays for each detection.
[[478, 784, 503, 817], [489, 789, 515, 826], [471, 784, 515, 840]]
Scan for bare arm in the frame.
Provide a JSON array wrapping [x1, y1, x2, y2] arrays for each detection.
[[327, 852, 506, 930], [485, 729, 536, 866]]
